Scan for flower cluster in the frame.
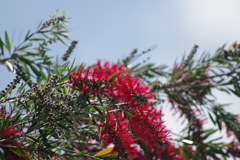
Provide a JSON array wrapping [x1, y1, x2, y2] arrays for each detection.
[[69, 60, 182, 159], [130, 108, 182, 159], [0, 110, 29, 160]]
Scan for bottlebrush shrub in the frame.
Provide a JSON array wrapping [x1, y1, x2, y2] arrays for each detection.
[[2, 12, 240, 159], [69, 60, 182, 159]]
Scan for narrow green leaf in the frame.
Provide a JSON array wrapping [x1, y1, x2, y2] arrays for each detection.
[[18, 56, 32, 65], [0, 38, 5, 55], [145, 73, 155, 78], [4, 87, 11, 99], [27, 120, 40, 133], [149, 68, 165, 76], [17, 43, 32, 52], [228, 87, 240, 97], [19, 114, 31, 123], [29, 65, 40, 77], [69, 58, 75, 71], [203, 129, 218, 139], [107, 71, 118, 83], [58, 124, 71, 130], [30, 38, 45, 41], [0, 148, 6, 160], [17, 81, 28, 93], [91, 106, 103, 115], [71, 151, 88, 157], [37, 20, 43, 29], [206, 136, 223, 143], [131, 63, 141, 70], [39, 69, 47, 80], [10, 147, 29, 159], [24, 30, 31, 41], [23, 63, 30, 75], [40, 33, 50, 39], [216, 119, 222, 131], [5, 31, 11, 52], [97, 94, 103, 106], [74, 63, 84, 73], [124, 111, 134, 117], [55, 35, 67, 46], [0, 109, 5, 126], [217, 88, 230, 95], [25, 52, 39, 57], [58, 62, 69, 76], [208, 112, 216, 125]]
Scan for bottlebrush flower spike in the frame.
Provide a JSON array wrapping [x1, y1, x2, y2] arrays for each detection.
[[1, 126, 20, 139], [130, 107, 183, 160], [69, 61, 126, 96], [98, 112, 140, 158], [108, 75, 154, 105]]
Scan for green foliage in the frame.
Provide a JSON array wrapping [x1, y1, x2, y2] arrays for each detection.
[[0, 10, 76, 85]]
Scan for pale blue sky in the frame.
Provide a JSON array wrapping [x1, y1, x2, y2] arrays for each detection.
[[1, 0, 240, 139]]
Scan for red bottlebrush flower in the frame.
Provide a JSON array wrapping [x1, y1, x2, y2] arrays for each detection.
[[173, 63, 184, 75], [1, 126, 20, 139], [0, 126, 29, 160], [69, 61, 127, 96], [98, 112, 140, 158], [228, 140, 240, 157], [173, 64, 179, 71], [130, 107, 182, 160], [107, 75, 154, 106]]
